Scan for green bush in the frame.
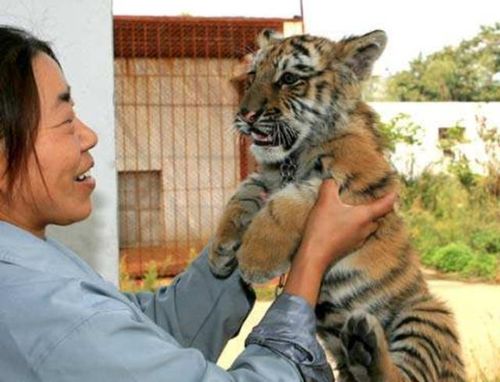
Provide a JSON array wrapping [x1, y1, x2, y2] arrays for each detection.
[[462, 253, 498, 280], [399, 167, 499, 282], [404, 211, 441, 261], [431, 243, 475, 273], [471, 229, 500, 255], [448, 155, 479, 189]]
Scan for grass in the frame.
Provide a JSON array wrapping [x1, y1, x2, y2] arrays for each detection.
[[401, 171, 499, 282], [254, 284, 278, 301], [120, 259, 171, 293]]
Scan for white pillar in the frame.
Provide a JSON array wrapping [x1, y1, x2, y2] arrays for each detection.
[[1, 0, 119, 284]]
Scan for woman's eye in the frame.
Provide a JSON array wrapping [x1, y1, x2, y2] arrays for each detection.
[[280, 72, 299, 86], [61, 118, 75, 131]]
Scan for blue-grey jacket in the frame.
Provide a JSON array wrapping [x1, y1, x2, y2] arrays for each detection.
[[0, 221, 332, 381]]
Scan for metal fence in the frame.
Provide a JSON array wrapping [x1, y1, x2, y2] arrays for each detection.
[[113, 16, 299, 277]]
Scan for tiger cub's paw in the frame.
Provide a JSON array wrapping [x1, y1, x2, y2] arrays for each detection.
[[238, 257, 289, 285], [208, 238, 241, 278], [237, 219, 295, 284], [339, 311, 384, 382]]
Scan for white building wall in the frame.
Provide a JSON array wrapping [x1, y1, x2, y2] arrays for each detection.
[[0, 0, 119, 284], [370, 102, 500, 177]]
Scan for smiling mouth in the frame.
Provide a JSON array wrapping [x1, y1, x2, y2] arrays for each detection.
[[74, 163, 94, 182], [75, 171, 92, 182]]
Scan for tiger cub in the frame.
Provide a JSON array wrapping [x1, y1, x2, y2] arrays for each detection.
[[209, 29, 465, 382]]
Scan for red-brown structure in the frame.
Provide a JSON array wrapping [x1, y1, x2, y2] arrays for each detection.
[[113, 16, 302, 277]]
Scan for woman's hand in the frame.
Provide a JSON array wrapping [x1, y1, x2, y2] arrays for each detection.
[[283, 179, 397, 306]]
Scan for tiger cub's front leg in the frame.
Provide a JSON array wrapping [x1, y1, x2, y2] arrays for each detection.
[[209, 173, 269, 277], [237, 178, 321, 283]]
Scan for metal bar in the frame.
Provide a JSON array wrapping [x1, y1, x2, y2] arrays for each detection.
[[144, 24, 154, 248], [132, 24, 144, 274], [205, 24, 215, 235], [192, 24, 203, 251], [180, 24, 192, 257], [156, 24, 167, 252], [117, 25, 130, 254], [167, 22, 179, 262], [216, 24, 226, 206]]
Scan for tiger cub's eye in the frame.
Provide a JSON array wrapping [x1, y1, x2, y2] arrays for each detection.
[[279, 72, 300, 86], [245, 71, 256, 89]]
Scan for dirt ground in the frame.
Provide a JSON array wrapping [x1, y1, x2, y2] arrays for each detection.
[[218, 279, 500, 380]]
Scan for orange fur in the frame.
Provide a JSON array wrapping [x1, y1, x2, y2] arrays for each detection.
[[209, 30, 465, 381]]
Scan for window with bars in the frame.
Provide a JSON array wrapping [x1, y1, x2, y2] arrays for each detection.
[[438, 126, 466, 157], [118, 170, 163, 248]]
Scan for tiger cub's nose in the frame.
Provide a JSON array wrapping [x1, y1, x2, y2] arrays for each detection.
[[239, 108, 260, 124]]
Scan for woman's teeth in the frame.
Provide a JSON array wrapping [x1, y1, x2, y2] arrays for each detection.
[[75, 171, 90, 182]]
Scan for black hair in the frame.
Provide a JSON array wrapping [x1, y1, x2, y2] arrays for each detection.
[[0, 26, 60, 196]]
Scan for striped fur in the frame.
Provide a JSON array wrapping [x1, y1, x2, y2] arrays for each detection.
[[208, 30, 465, 381]]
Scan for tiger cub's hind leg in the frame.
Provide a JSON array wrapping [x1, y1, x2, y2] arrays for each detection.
[[337, 311, 407, 382], [388, 297, 465, 382]]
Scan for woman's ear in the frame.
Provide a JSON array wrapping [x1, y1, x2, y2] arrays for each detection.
[[337, 30, 387, 81]]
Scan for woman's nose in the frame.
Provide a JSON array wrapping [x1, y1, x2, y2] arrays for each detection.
[[76, 117, 98, 151]]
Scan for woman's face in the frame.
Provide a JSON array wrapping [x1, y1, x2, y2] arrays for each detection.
[[0, 53, 98, 237]]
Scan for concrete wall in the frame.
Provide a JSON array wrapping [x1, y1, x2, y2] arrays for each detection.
[[370, 102, 500, 177], [0, 0, 119, 283]]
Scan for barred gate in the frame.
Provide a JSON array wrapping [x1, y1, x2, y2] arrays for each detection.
[[113, 16, 301, 277]]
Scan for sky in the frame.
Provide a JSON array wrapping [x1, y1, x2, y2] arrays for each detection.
[[113, 0, 499, 77]]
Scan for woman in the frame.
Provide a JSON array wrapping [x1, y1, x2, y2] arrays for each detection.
[[0, 26, 396, 381]]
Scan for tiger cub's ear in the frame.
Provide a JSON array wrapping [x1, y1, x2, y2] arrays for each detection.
[[257, 29, 282, 48], [337, 30, 387, 81], [230, 53, 254, 92]]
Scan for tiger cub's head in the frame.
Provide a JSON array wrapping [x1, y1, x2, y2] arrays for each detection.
[[235, 29, 387, 164]]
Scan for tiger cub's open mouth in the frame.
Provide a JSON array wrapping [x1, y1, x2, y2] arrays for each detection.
[[249, 127, 298, 150], [250, 129, 275, 146]]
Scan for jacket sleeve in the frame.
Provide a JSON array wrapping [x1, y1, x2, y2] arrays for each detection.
[[123, 247, 256, 362], [35, 306, 305, 382], [116, 249, 333, 382], [246, 293, 334, 382]]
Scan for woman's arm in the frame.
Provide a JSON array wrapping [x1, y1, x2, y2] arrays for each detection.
[[33, 305, 307, 382], [123, 249, 255, 362], [284, 179, 396, 306]]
